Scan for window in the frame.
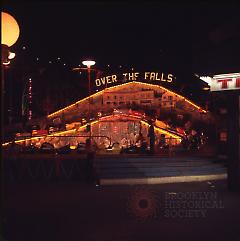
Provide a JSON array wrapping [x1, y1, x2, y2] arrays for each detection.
[[114, 96, 117, 100], [107, 96, 110, 100], [168, 96, 173, 100], [106, 102, 111, 104], [119, 101, 124, 105], [120, 96, 123, 100], [113, 102, 117, 105]]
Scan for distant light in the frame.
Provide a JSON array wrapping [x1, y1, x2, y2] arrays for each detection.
[[202, 87, 210, 91], [119, 65, 122, 68], [3, 61, 10, 65], [57, 57, 61, 60], [199, 76, 212, 85], [107, 64, 110, 67], [22, 46, 26, 50], [82, 60, 96, 67], [131, 67, 134, 71], [49, 61, 52, 64], [8, 52, 15, 59], [36, 57, 39, 61], [63, 63, 66, 66], [70, 145, 77, 150]]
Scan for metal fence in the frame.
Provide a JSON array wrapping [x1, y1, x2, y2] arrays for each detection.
[[4, 155, 89, 182]]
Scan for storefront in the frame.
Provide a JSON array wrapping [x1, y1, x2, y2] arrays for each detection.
[[201, 73, 240, 191]]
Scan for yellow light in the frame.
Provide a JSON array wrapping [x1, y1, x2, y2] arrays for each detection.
[[202, 87, 210, 91], [2, 117, 183, 147], [2, 129, 76, 146], [1, 12, 20, 47], [47, 81, 207, 118], [70, 145, 77, 150], [82, 60, 96, 67], [140, 120, 182, 139], [47, 81, 132, 118]]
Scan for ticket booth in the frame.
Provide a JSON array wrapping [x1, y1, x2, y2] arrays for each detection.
[[202, 73, 240, 191]]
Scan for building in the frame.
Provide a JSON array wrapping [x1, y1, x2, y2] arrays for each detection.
[[4, 80, 210, 150]]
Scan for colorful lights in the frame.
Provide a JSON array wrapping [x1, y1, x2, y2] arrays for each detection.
[[47, 81, 207, 119], [2, 115, 182, 147], [28, 78, 33, 120], [140, 120, 182, 140]]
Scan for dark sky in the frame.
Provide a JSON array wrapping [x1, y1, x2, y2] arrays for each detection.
[[2, 1, 240, 121], [3, 2, 240, 72]]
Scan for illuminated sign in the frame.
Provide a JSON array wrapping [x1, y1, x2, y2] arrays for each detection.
[[201, 73, 240, 92], [95, 71, 173, 87]]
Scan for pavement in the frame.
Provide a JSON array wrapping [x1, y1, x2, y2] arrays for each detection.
[[96, 156, 227, 185], [3, 151, 227, 185], [3, 179, 240, 241]]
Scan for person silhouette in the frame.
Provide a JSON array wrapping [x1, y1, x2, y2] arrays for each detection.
[[148, 121, 155, 154]]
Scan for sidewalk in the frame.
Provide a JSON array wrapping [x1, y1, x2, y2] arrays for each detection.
[[96, 156, 227, 185], [3, 179, 240, 241]]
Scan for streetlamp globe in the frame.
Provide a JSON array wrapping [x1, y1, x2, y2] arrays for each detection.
[[82, 60, 96, 68], [8, 52, 16, 60], [1, 12, 20, 47]]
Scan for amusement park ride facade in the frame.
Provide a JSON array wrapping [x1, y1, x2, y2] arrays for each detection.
[[5, 75, 210, 150], [2, 68, 239, 190]]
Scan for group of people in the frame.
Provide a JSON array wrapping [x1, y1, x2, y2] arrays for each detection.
[[181, 131, 206, 150]]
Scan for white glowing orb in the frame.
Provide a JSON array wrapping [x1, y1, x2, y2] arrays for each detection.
[[8, 52, 16, 59], [82, 60, 96, 67]]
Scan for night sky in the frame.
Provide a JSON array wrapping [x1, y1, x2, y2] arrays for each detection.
[[2, 1, 240, 122]]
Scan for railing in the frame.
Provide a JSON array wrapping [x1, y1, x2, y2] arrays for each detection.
[[2, 135, 208, 183], [3, 135, 112, 182], [4, 155, 89, 182], [4, 135, 112, 148]]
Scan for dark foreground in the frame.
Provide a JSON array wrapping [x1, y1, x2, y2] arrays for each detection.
[[2, 179, 240, 241]]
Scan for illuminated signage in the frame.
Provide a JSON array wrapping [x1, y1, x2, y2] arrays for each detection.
[[95, 71, 174, 87], [201, 73, 240, 92]]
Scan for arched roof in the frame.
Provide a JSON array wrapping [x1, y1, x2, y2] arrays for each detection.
[[47, 81, 207, 119]]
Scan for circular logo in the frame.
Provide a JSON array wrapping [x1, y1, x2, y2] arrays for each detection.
[[127, 186, 159, 222]]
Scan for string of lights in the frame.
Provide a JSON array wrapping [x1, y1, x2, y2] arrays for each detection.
[[28, 78, 33, 120]]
